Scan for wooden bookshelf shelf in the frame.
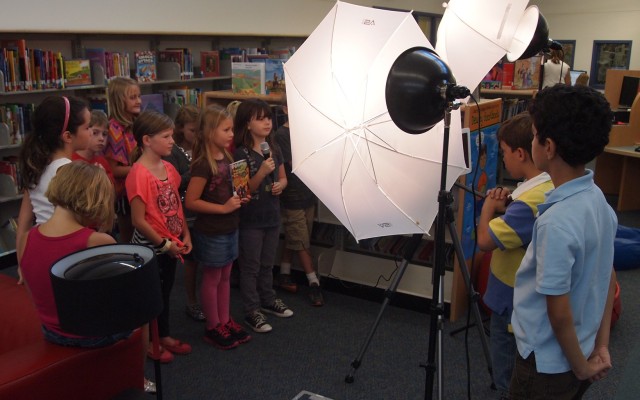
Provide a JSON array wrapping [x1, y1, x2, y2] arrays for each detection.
[[204, 90, 285, 108]]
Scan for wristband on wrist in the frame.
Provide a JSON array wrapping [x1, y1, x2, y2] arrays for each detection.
[[155, 239, 167, 250], [160, 239, 173, 254]]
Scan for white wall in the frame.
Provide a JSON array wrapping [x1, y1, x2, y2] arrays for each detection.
[[0, 0, 445, 36], [2, 0, 637, 71], [531, 0, 640, 71]]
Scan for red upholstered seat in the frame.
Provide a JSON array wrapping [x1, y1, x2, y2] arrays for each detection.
[[0, 274, 144, 400]]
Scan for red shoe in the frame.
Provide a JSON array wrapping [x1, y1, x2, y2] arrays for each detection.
[[162, 339, 192, 355], [147, 347, 174, 363]]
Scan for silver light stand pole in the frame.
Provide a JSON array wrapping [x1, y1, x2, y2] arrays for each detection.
[[344, 100, 493, 399], [423, 89, 493, 400]]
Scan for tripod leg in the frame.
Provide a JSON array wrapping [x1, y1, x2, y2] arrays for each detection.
[[345, 233, 424, 384], [446, 219, 494, 385]]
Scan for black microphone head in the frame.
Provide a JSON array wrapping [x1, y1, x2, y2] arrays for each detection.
[[260, 142, 271, 157]]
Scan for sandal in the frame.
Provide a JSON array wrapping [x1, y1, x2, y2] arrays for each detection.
[[162, 339, 192, 355], [146, 346, 174, 363]]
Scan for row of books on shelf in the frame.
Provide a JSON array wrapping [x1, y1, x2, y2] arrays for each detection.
[[1, 38, 296, 92], [0, 156, 20, 196], [502, 98, 530, 121], [0, 39, 132, 92], [480, 55, 542, 90], [85, 86, 204, 118], [0, 103, 34, 145]]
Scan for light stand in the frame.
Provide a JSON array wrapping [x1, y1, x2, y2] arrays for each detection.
[[344, 101, 494, 399], [386, 48, 493, 400], [423, 101, 494, 400]]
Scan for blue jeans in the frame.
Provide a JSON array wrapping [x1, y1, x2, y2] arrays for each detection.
[[490, 310, 517, 396]]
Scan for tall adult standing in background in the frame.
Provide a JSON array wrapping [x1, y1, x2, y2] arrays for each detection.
[[542, 49, 571, 89]]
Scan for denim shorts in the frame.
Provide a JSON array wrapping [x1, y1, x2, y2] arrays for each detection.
[[192, 229, 239, 268]]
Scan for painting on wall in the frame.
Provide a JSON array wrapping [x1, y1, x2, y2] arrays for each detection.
[[590, 40, 633, 89], [557, 40, 576, 67]]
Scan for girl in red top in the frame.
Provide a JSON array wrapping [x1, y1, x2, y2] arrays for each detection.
[[20, 161, 156, 392], [126, 110, 192, 363], [20, 162, 116, 343]]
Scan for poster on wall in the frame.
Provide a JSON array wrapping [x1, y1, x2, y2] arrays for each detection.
[[460, 101, 501, 261]]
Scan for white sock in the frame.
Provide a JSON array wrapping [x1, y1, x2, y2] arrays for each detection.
[[307, 272, 319, 286], [280, 262, 291, 275]]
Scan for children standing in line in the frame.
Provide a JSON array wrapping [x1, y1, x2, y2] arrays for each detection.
[[510, 85, 617, 399], [476, 112, 553, 399], [163, 104, 205, 322], [16, 96, 92, 269], [104, 77, 142, 243], [126, 110, 192, 363], [233, 99, 292, 333], [185, 105, 251, 349], [72, 110, 115, 185], [273, 98, 323, 306]]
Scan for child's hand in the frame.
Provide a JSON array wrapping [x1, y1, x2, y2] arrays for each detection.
[[271, 181, 284, 196], [224, 195, 242, 213], [167, 240, 183, 258], [180, 237, 192, 255], [486, 186, 511, 200], [240, 194, 251, 204], [587, 346, 612, 382], [483, 187, 510, 214], [259, 158, 276, 177]]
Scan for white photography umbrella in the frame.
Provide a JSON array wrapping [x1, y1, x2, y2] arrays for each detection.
[[284, 1, 468, 241], [435, 0, 542, 90]]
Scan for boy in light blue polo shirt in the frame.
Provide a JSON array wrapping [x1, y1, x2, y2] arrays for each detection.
[[510, 84, 618, 399]]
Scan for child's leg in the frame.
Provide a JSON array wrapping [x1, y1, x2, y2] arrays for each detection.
[[201, 266, 223, 330], [489, 311, 516, 396], [156, 254, 177, 340], [184, 258, 199, 306], [239, 228, 265, 315], [257, 226, 280, 306], [217, 263, 233, 325]]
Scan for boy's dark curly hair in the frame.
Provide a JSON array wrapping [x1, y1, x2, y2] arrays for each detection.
[[529, 84, 613, 166]]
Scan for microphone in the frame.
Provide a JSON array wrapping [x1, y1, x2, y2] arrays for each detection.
[[259, 142, 277, 184], [260, 142, 271, 160]]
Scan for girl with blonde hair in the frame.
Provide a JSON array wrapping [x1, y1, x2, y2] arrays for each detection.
[[185, 105, 251, 349], [104, 76, 142, 242]]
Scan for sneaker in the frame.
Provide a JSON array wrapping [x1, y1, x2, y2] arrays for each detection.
[[261, 298, 294, 318], [309, 283, 324, 306], [185, 303, 206, 321], [203, 324, 239, 349], [245, 311, 273, 333], [226, 318, 252, 344], [276, 274, 298, 293]]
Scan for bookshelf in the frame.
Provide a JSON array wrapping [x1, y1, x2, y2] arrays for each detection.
[[0, 32, 303, 266], [0, 144, 19, 268]]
